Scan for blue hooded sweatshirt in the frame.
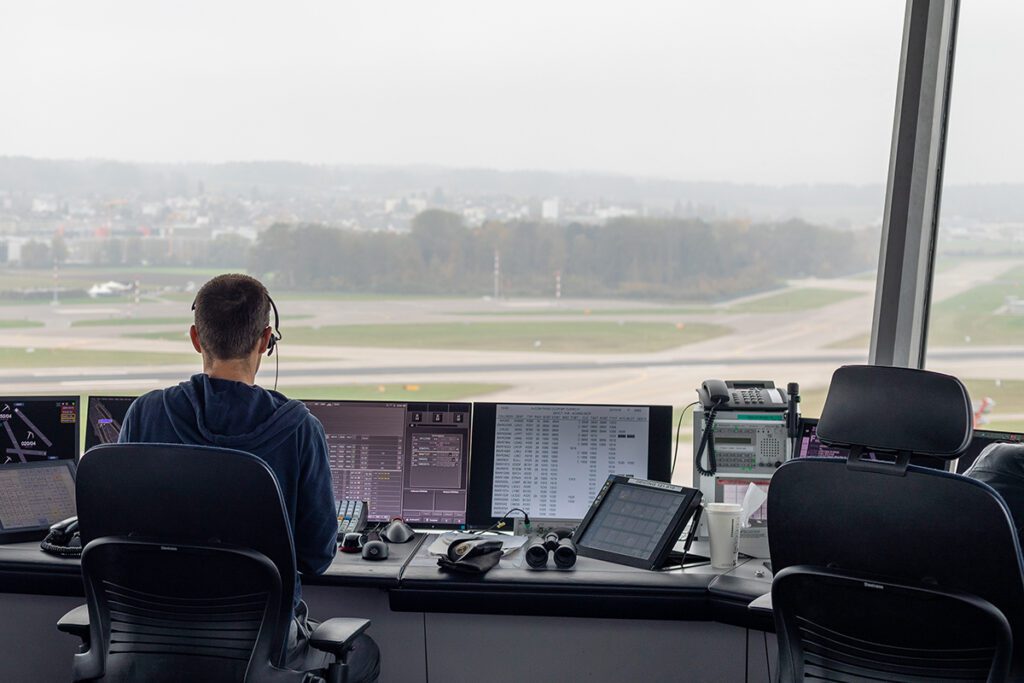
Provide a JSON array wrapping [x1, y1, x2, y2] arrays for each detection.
[[118, 374, 337, 610]]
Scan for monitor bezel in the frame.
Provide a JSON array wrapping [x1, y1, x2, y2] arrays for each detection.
[[301, 397, 473, 530], [0, 395, 81, 464], [466, 401, 672, 528]]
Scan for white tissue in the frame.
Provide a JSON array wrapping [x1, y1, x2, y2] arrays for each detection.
[[740, 482, 769, 528]]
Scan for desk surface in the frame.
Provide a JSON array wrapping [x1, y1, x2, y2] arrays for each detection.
[[0, 534, 774, 628]]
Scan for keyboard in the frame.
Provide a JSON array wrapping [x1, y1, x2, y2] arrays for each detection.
[[336, 499, 368, 537]]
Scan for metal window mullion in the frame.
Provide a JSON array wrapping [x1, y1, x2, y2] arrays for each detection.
[[870, 0, 959, 369]]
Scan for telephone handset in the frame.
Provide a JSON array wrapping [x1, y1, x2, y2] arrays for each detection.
[[40, 516, 82, 558], [698, 379, 788, 411], [695, 379, 790, 477]]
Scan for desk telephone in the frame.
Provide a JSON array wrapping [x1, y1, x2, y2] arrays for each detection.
[[695, 380, 795, 477], [698, 379, 789, 411], [337, 500, 368, 537]]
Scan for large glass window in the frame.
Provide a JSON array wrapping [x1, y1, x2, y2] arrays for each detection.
[[926, 1, 1024, 434], [0, 1, 902, 483]]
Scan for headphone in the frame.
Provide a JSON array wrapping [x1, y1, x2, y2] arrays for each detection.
[[525, 528, 577, 569], [190, 293, 282, 357]]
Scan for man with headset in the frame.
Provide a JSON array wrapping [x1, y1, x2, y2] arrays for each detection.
[[119, 273, 380, 681]]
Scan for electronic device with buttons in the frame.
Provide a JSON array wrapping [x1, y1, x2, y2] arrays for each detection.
[[336, 499, 368, 537], [692, 379, 798, 558]]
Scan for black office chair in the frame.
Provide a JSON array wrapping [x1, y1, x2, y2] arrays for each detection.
[[768, 365, 1024, 682], [57, 443, 370, 683]]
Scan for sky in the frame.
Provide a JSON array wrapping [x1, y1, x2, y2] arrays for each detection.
[[0, 1, 1019, 185]]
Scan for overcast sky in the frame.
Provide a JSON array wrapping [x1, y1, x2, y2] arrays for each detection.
[[0, 1, 1018, 185]]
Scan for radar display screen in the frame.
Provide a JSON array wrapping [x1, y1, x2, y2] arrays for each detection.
[[0, 397, 79, 464], [85, 395, 137, 451]]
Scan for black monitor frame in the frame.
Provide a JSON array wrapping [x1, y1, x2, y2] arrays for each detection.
[[84, 395, 138, 453], [0, 395, 81, 464], [954, 428, 1024, 474], [302, 398, 473, 529], [467, 402, 672, 528]]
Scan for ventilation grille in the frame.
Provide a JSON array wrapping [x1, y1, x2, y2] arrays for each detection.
[[102, 580, 268, 661], [797, 616, 996, 682]]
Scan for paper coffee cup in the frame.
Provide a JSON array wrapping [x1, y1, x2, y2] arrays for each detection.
[[705, 502, 742, 569]]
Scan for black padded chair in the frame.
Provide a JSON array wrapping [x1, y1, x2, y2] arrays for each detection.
[[768, 365, 1024, 682], [58, 443, 370, 683]]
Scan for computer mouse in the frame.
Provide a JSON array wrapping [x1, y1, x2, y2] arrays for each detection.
[[381, 518, 415, 543], [339, 532, 363, 553], [362, 538, 389, 561]]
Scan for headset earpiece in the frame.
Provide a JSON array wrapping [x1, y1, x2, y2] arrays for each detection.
[[266, 295, 281, 357]]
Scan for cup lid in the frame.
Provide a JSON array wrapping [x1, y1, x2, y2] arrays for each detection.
[[705, 502, 743, 512]]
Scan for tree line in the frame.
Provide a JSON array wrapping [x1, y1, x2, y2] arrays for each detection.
[[248, 210, 877, 300]]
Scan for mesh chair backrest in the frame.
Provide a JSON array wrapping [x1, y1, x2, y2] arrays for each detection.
[[74, 539, 295, 683], [773, 566, 1012, 682]]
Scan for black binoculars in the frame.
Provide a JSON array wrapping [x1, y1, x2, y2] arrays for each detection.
[[525, 529, 577, 569]]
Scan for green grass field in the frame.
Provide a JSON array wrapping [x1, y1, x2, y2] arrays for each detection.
[[0, 347, 195, 369], [0, 320, 44, 329], [928, 265, 1024, 346], [728, 288, 864, 314], [131, 320, 732, 353]]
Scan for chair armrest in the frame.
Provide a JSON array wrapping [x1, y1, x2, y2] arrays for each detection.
[[308, 618, 371, 658], [57, 604, 90, 643], [749, 591, 773, 615]]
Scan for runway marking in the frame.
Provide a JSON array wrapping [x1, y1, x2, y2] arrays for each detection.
[[15, 408, 52, 447]]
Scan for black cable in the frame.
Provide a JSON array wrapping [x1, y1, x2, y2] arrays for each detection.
[[40, 539, 82, 557], [472, 508, 531, 536], [273, 347, 279, 392], [695, 403, 721, 477], [671, 402, 698, 477]]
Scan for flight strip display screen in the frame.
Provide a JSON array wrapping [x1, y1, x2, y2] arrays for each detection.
[[304, 400, 472, 526], [467, 403, 672, 525], [0, 397, 79, 465]]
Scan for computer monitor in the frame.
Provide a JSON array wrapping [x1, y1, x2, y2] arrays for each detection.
[[0, 460, 77, 540], [954, 428, 1024, 474], [467, 402, 672, 527], [303, 400, 472, 527], [85, 395, 138, 451], [0, 396, 79, 465], [793, 417, 946, 470]]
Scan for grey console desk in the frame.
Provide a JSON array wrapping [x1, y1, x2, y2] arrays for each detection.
[[0, 537, 777, 682]]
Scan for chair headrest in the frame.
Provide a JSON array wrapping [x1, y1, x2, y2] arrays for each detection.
[[817, 365, 972, 459]]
